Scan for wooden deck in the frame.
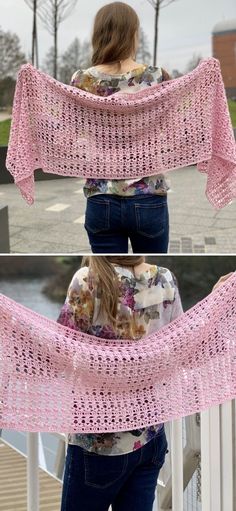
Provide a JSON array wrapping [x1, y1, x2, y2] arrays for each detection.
[[0, 440, 62, 511]]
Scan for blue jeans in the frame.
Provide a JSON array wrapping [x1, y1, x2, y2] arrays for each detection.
[[84, 194, 169, 253], [60, 425, 168, 511]]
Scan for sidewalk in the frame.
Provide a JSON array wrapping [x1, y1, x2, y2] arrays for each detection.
[[0, 112, 11, 121], [0, 165, 236, 253]]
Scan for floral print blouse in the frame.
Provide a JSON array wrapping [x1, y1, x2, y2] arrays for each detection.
[[70, 64, 171, 198], [57, 264, 183, 455]]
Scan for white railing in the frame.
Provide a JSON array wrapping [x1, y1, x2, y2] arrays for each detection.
[[201, 402, 234, 511], [1, 400, 235, 511], [157, 401, 235, 511], [27, 433, 39, 511], [171, 419, 184, 511]]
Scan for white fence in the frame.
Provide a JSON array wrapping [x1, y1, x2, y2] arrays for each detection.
[[1, 401, 235, 511], [157, 401, 235, 511]]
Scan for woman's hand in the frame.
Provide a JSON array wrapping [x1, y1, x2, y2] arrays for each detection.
[[212, 272, 234, 292]]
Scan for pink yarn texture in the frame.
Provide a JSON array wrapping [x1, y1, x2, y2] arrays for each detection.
[[0, 273, 235, 433], [6, 58, 236, 208]]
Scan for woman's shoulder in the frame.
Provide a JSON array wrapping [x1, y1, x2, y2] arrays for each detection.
[[70, 68, 82, 81], [146, 265, 176, 285], [70, 67, 95, 87], [69, 265, 90, 290], [149, 266, 179, 304], [71, 64, 171, 84], [146, 65, 171, 81], [157, 266, 177, 285], [114, 264, 175, 287]]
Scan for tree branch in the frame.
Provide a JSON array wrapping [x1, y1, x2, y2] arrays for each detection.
[[146, 0, 178, 8]]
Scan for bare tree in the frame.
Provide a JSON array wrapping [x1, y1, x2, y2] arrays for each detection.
[[185, 53, 202, 72], [0, 27, 26, 79], [171, 68, 183, 78], [136, 27, 151, 64], [59, 38, 90, 83], [24, 0, 46, 67], [42, 45, 55, 75], [147, 0, 178, 66], [37, 0, 78, 79], [58, 38, 81, 82], [43, 38, 91, 82], [79, 41, 92, 69]]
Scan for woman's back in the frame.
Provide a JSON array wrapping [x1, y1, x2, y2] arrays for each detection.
[[58, 263, 182, 340], [70, 63, 170, 97], [70, 63, 171, 199], [57, 262, 183, 455]]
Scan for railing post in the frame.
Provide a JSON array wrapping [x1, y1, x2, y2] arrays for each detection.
[[209, 406, 221, 511], [233, 400, 236, 511], [27, 432, 39, 511], [171, 419, 183, 511], [201, 409, 211, 509], [54, 437, 66, 480], [221, 401, 233, 511], [201, 406, 223, 511]]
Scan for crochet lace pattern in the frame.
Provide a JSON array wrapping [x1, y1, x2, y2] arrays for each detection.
[[0, 273, 235, 433], [6, 58, 236, 208]]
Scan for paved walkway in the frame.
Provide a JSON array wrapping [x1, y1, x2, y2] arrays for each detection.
[[0, 165, 236, 253], [0, 112, 11, 121]]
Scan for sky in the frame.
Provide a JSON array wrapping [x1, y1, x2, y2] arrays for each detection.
[[0, 0, 235, 73]]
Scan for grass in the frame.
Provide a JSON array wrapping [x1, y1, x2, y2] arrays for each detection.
[[0, 99, 235, 146], [0, 118, 11, 146], [228, 99, 236, 127]]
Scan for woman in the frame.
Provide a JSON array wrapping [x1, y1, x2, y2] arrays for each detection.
[[70, 2, 171, 254], [58, 256, 182, 511], [57, 256, 231, 511]]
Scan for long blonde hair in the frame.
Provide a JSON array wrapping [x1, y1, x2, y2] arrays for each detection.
[[81, 256, 145, 326], [91, 2, 139, 68]]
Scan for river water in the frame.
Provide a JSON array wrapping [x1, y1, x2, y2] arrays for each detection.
[[0, 277, 61, 318]]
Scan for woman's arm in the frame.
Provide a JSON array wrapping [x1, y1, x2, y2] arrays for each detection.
[[212, 272, 234, 292], [57, 267, 94, 333], [170, 272, 234, 317], [170, 273, 184, 321]]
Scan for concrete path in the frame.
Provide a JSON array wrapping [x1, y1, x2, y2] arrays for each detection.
[[0, 165, 236, 254], [0, 113, 11, 121]]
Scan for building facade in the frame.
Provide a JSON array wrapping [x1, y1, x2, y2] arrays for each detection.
[[212, 19, 236, 98]]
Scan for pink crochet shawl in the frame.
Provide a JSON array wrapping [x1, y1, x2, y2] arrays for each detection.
[[0, 273, 235, 433], [6, 58, 236, 208]]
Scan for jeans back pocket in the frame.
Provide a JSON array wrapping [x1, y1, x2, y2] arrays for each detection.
[[84, 450, 128, 489], [135, 198, 168, 238], [85, 197, 110, 234]]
